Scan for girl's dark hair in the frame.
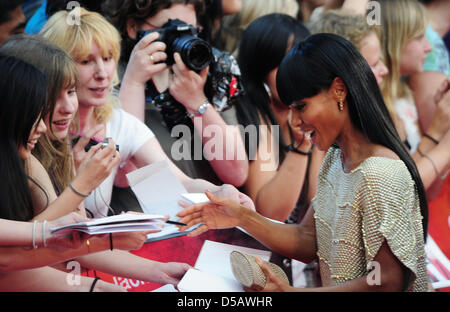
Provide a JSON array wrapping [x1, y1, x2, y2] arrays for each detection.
[[236, 13, 310, 161], [0, 55, 48, 221], [276, 33, 428, 237], [104, 0, 205, 62]]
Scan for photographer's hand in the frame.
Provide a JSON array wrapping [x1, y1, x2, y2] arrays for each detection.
[[124, 32, 168, 86], [170, 52, 209, 113], [120, 32, 168, 121]]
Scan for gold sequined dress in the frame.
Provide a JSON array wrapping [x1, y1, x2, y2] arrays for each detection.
[[312, 147, 428, 291]]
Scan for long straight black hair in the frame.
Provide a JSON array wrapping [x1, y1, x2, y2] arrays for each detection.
[[276, 33, 428, 237], [0, 55, 49, 221], [236, 13, 310, 161]]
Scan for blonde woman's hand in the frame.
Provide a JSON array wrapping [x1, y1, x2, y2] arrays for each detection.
[[428, 83, 450, 140], [72, 138, 121, 196], [72, 124, 104, 170]]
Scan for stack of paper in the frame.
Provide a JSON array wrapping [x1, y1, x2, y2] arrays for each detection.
[[178, 240, 272, 292], [50, 213, 166, 235]]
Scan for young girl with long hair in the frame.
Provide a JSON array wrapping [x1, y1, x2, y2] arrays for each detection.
[[0, 54, 141, 291], [378, 0, 450, 196]]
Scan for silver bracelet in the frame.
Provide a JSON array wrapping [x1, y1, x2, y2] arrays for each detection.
[[32, 220, 38, 249], [187, 99, 210, 119], [69, 182, 90, 198], [42, 220, 48, 248]]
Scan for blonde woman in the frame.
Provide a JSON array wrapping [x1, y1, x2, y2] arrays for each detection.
[[378, 0, 450, 197]]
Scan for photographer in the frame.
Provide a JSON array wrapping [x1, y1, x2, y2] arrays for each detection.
[[104, 0, 248, 200]]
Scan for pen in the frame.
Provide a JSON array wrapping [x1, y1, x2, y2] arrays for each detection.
[[166, 220, 187, 226]]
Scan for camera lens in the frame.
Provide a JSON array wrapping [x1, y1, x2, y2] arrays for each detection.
[[173, 36, 212, 72]]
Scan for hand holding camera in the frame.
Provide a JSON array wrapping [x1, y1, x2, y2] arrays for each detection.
[[127, 19, 243, 130], [136, 19, 213, 72], [170, 52, 210, 112], [72, 137, 121, 196], [123, 32, 169, 87]]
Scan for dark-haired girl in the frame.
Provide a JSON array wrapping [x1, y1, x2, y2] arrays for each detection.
[[236, 13, 324, 223], [177, 34, 429, 292], [0, 55, 132, 291]]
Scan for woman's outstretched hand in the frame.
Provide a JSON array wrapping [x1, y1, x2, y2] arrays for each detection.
[[176, 190, 248, 237]]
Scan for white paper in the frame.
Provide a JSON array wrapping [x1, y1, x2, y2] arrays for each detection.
[[127, 160, 187, 218], [194, 240, 271, 282], [178, 240, 272, 292], [178, 269, 244, 292], [126, 160, 201, 241]]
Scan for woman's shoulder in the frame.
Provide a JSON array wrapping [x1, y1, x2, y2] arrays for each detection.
[[359, 153, 414, 192]]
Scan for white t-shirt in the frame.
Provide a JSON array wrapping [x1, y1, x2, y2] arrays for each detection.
[[395, 97, 421, 153], [84, 108, 155, 218]]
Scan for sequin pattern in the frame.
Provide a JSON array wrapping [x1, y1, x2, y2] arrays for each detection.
[[312, 147, 428, 291]]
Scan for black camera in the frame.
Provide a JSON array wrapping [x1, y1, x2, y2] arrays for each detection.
[[147, 48, 244, 132], [72, 136, 119, 152], [137, 19, 213, 72]]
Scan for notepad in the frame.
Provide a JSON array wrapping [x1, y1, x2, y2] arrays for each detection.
[[50, 213, 166, 235]]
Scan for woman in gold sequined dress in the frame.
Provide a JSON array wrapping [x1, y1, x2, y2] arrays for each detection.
[[177, 33, 431, 292]]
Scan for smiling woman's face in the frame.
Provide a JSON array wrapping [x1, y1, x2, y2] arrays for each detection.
[[18, 118, 47, 160], [46, 86, 78, 140], [289, 86, 346, 152]]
